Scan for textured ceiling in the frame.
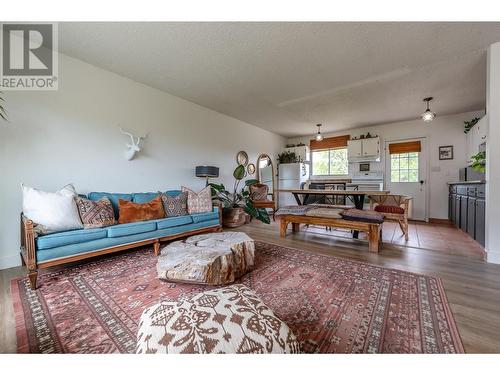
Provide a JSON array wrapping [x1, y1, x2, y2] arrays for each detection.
[[59, 22, 499, 136]]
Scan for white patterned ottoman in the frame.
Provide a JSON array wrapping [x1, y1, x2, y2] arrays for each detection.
[[136, 284, 300, 354]]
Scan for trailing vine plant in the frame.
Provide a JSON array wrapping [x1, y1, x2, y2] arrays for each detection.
[[464, 117, 480, 134]]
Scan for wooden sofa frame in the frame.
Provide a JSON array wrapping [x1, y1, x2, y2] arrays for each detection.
[[20, 209, 223, 290], [278, 214, 382, 253]]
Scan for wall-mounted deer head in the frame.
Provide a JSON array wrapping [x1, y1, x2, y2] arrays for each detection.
[[120, 128, 146, 161]]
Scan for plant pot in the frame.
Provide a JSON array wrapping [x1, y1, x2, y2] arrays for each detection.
[[222, 207, 246, 228]]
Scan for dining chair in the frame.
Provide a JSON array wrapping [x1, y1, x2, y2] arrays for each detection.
[[249, 183, 276, 221], [369, 194, 413, 240]]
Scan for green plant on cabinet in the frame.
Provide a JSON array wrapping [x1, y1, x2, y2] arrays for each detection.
[[464, 117, 481, 134], [277, 151, 298, 164]]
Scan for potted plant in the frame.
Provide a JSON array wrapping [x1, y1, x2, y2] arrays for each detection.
[[277, 151, 298, 164], [210, 165, 270, 227], [0, 91, 7, 121], [470, 151, 486, 173]]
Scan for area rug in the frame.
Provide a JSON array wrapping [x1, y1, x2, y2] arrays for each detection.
[[11, 241, 464, 353]]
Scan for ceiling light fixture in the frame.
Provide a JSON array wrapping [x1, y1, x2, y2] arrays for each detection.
[[421, 97, 436, 123], [315, 124, 324, 141]]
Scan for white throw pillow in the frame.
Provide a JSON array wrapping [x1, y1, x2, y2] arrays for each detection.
[[22, 184, 83, 233]]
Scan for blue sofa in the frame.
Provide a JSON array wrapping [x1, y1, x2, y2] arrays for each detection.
[[20, 190, 221, 289]]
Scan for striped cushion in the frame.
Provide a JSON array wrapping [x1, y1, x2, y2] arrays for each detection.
[[375, 205, 405, 214]]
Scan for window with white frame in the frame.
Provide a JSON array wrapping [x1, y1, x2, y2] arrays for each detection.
[[390, 152, 419, 182], [312, 148, 348, 176]]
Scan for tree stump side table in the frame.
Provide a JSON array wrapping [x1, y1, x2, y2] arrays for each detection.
[[156, 232, 255, 285]]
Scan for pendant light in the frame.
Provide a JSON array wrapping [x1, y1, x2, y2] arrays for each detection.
[[315, 124, 324, 141], [421, 97, 436, 123]]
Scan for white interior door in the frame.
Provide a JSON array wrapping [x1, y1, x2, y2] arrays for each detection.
[[385, 138, 428, 221]]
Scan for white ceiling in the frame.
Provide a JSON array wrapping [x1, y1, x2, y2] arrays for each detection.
[[59, 22, 500, 137]]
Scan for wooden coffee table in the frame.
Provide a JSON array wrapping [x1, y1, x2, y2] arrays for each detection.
[[156, 232, 255, 285]]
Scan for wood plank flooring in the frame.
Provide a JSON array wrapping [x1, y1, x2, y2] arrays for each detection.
[[1, 221, 499, 353], [306, 221, 486, 259]]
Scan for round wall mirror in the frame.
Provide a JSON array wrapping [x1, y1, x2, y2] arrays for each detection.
[[256, 154, 274, 195], [236, 151, 249, 166], [247, 163, 256, 175]]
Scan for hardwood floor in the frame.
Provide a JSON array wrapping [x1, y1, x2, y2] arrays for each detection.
[[306, 220, 486, 259], [1, 221, 499, 353]]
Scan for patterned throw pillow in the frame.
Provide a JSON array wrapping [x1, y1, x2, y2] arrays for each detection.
[[159, 191, 188, 217], [249, 184, 269, 201], [75, 196, 116, 228], [181, 186, 212, 214], [136, 284, 300, 354]]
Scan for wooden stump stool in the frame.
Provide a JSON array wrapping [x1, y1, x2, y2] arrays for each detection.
[[156, 232, 255, 285]]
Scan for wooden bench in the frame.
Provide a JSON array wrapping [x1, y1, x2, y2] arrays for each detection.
[[278, 214, 383, 253]]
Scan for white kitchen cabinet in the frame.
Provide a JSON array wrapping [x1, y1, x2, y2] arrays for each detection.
[[362, 137, 380, 157], [348, 137, 380, 161], [347, 140, 363, 158]]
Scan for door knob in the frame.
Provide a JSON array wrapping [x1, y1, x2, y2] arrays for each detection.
[[419, 180, 425, 185]]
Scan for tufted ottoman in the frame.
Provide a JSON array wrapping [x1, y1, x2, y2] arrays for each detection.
[[136, 284, 300, 354]]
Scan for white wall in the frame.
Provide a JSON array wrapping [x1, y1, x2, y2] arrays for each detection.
[[0, 53, 285, 270], [288, 111, 485, 220], [486, 43, 500, 264]]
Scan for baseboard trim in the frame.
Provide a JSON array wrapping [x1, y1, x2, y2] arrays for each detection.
[[486, 251, 500, 264], [0, 254, 21, 270], [429, 218, 452, 225]]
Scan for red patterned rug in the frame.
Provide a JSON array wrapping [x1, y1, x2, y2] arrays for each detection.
[[11, 241, 464, 353]]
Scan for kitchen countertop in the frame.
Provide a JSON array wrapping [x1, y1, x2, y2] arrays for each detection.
[[447, 180, 486, 185]]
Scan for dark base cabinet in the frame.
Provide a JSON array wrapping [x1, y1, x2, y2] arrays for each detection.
[[475, 198, 486, 247], [449, 183, 485, 247]]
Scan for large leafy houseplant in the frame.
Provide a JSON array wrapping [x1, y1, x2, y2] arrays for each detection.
[[0, 91, 7, 121], [210, 165, 270, 224]]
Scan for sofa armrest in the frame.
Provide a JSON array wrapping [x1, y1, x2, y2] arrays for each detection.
[[20, 213, 37, 271], [213, 201, 223, 225]]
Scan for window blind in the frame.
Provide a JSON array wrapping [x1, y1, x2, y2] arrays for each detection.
[[310, 135, 350, 151], [388, 141, 421, 154]]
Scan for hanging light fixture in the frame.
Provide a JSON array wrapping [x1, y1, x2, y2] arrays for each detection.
[[421, 97, 436, 123], [315, 123, 324, 141]]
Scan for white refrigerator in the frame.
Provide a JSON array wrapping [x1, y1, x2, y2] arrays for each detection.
[[278, 163, 310, 208]]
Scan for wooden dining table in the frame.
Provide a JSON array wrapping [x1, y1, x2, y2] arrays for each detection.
[[276, 189, 390, 210], [276, 189, 390, 239]]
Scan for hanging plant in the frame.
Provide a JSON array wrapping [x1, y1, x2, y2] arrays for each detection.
[[464, 117, 480, 134], [470, 151, 486, 173], [0, 91, 7, 121]]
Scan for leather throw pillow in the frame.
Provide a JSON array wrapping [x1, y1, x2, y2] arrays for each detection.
[[118, 195, 165, 224], [181, 186, 212, 214]]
